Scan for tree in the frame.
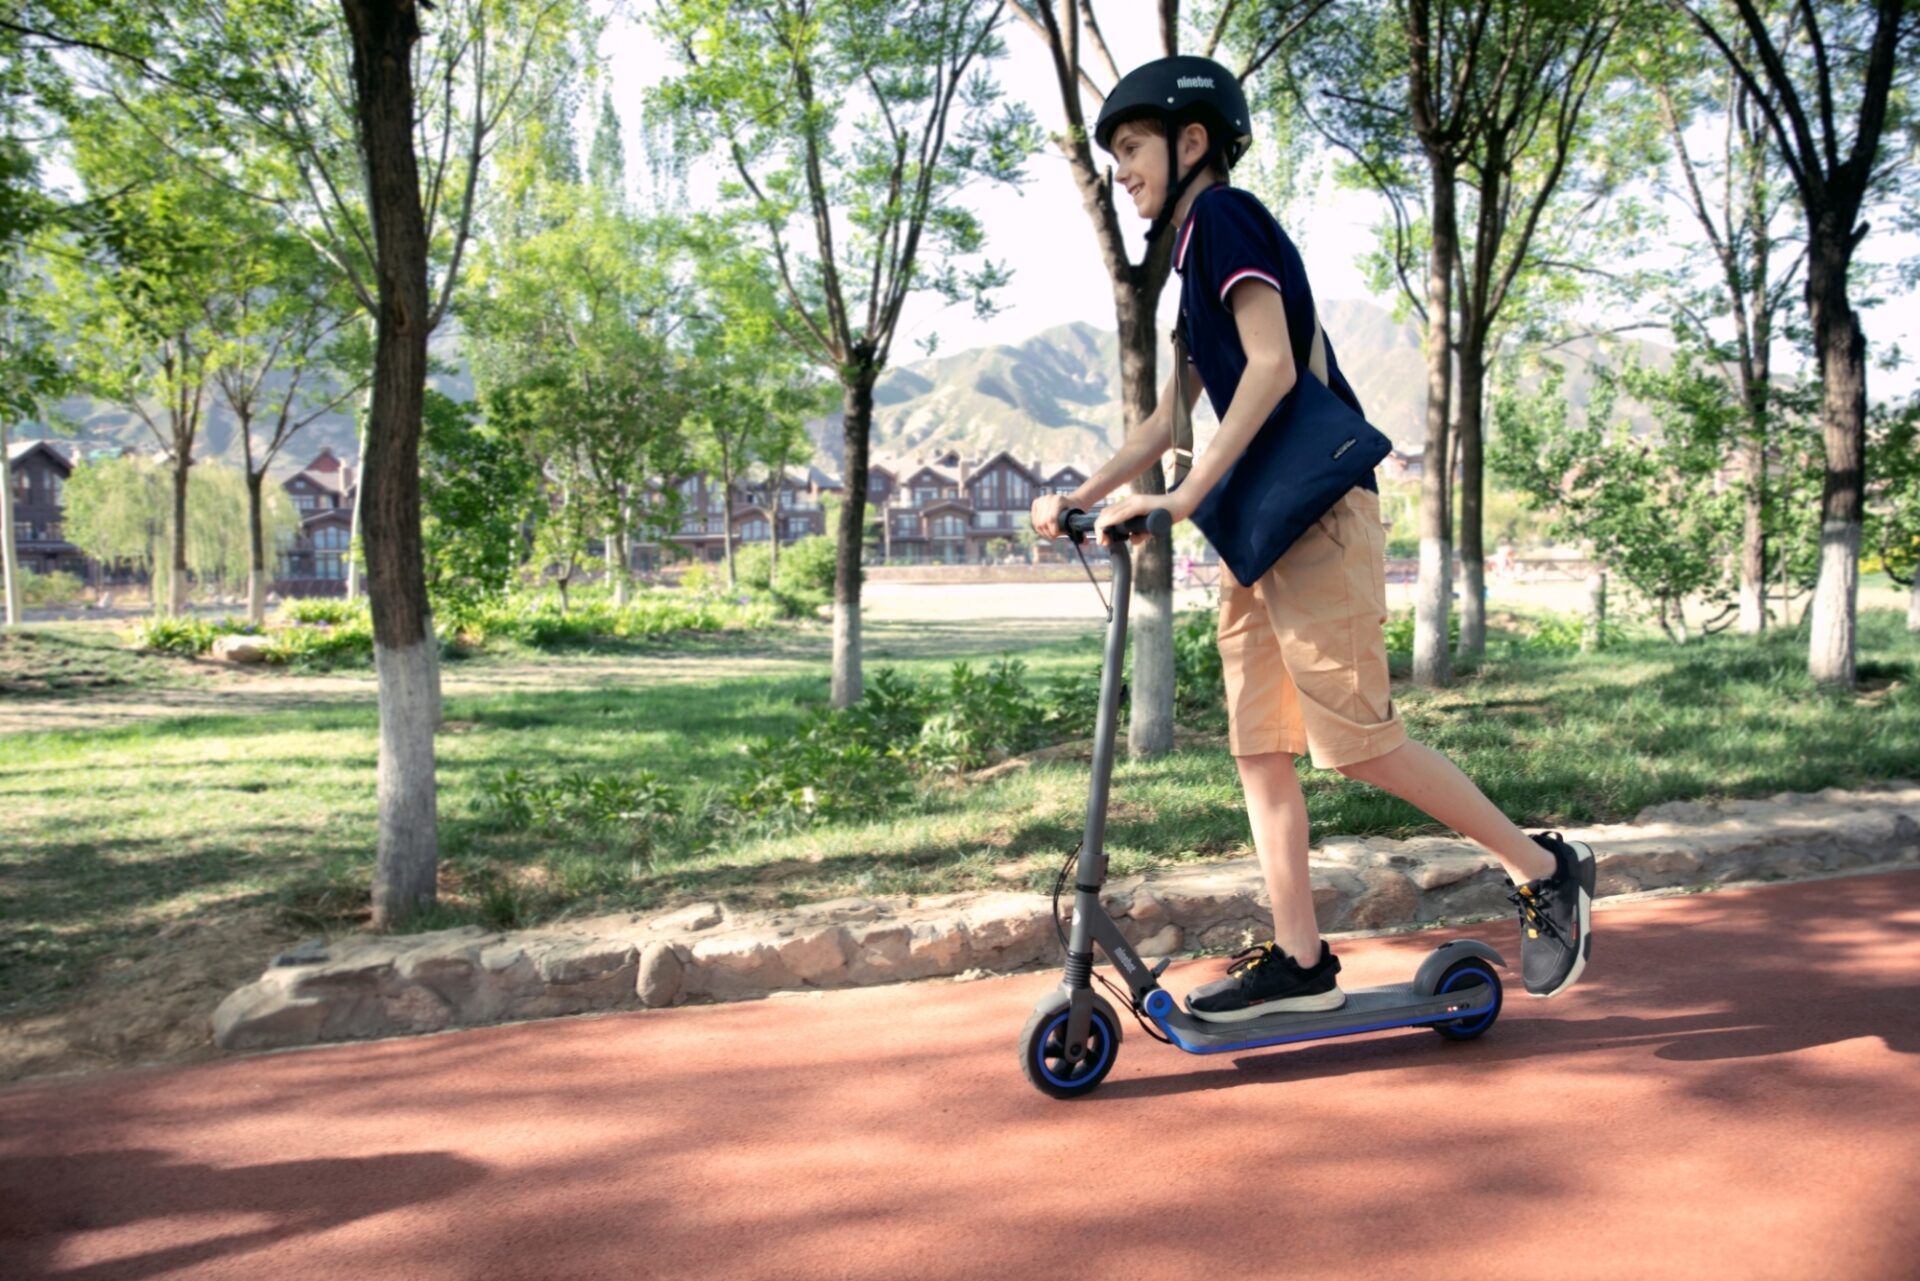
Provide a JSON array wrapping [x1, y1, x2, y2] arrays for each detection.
[[1490, 356, 1746, 641], [1865, 395, 1920, 631], [420, 389, 539, 624], [1007, 0, 1325, 754], [1269, 0, 1628, 676], [1638, 13, 1806, 635], [0, 256, 67, 628], [656, 0, 1037, 708], [63, 454, 173, 595], [53, 95, 242, 616], [1676, 0, 1919, 686], [206, 219, 364, 621]]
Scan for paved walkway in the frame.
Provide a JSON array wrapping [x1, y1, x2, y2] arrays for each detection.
[[4, 870, 1917, 1281]]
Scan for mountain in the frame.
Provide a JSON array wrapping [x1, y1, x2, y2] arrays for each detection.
[[807, 298, 1677, 476]]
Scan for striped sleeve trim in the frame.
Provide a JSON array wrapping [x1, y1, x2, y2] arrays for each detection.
[[1219, 268, 1283, 303]]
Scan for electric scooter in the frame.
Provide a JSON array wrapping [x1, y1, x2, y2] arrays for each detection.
[[1019, 508, 1507, 1100]]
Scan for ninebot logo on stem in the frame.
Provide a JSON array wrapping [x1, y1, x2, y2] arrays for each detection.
[[1176, 76, 1215, 89]]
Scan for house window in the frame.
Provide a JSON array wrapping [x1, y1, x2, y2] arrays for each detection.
[[893, 514, 917, 537], [914, 486, 937, 507], [783, 516, 810, 540], [294, 493, 316, 511], [13, 522, 28, 542], [779, 490, 794, 510], [1006, 474, 1029, 504], [314, 527, 350, 550], [932, 514, 967, 538], [740, 517, 769, 542]]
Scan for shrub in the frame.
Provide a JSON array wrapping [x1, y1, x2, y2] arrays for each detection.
[[777, 535, 840, 598], [476, 766, 680, 862], [732, 544, 774, 591], [265, 614, 374, 668], [1383, 609, 1460, 654], [1519, 610, 1627, 655], [134, 616, 219, 657], [20, 569, 86, 607], [679, 562, 714, 595], [1172, 609, 1223, 712], [281, 598, 366, 626]]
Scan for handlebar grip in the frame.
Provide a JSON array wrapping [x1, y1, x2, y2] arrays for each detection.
[[1062, 507, 1173, 542]]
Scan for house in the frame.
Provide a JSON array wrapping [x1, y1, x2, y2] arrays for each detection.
[[5, 440, 87, 579], [274, 448, 356, 596], [655, 463, 843, 565]]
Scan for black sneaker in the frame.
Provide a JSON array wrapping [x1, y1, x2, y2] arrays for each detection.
[[1510, 832, 1595, 997], [1186, 941, 1346, 1023]]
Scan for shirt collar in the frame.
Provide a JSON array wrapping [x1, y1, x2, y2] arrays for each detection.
[[1172, 182, 1221, 275]]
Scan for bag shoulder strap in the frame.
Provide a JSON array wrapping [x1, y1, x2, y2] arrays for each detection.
[[1168, 304, 1327, 490]]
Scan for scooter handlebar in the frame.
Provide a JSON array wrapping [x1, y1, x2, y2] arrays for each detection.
[[1063, 507, 1173, 543]]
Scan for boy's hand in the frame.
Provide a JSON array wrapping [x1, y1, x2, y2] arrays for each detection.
[[1095, 493, 1192, 547], [1030, 492, 1073, 539]]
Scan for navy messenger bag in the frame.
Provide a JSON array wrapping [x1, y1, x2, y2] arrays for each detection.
[[1171, 311, 1392, 587]]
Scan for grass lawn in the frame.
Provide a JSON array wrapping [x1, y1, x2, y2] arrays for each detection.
[[2, 608, 1917, 1020]]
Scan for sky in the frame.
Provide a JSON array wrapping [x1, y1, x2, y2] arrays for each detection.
[[617, 8, 1920, 401]]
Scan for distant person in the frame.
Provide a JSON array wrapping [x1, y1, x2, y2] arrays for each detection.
[[1030, 56, 1593, 1023]]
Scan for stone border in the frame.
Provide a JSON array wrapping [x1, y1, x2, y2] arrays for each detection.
[[213, 783, 1920, 1052]]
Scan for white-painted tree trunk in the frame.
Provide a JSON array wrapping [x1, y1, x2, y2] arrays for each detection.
[[1807, 518, 1859, 685], [1129, 550, 1175, 757], [345, 412, 368, 602], [1907, 577, 1919, 633], [1413, 537, 1452, 686], [373, 633, 439, 921], [170, 565, 188, 618], [831, 600, 861, 707], [0, 418, 21, 627], [248, 569, 267, 623]]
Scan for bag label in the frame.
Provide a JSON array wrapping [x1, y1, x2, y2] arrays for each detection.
[[1331, 438, 1356, 460]]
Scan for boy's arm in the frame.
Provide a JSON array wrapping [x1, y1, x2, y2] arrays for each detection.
[[1063, 363, 1203, 510], [1092, 282, 1297, 544]]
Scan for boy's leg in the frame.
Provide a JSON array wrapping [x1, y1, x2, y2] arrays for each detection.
[[1338, 740, 1556, 885], [1233, 749, 1320, 961]]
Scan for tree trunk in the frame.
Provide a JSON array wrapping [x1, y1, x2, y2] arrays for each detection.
[[345, 403, 369, 601], [1582, 570, 1606, 653], [170, 452, 191, 618], [344, 0, 439, 928], [1804, 227, 1865, 688], [1907, 576, 1919, 633], [720, 451, 737, 591], [1738, 432, 1767, 633], [0, 418, 20, 626], [831, 367, 876, 708], [1454, 337, 1487, 660], [1117, 287, 1174, 758], [610, 523, 629, 606], [246, 469, 268, 623], [1413, 156, 1457, 688]]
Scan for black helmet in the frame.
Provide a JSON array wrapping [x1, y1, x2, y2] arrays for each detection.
[[1093, 55, 1252, 170]]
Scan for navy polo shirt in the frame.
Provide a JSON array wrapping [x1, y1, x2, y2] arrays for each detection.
[[1174, 184, 1377, 493]]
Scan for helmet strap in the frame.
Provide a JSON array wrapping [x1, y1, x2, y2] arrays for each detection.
[[1144, 121, 1218, 245]]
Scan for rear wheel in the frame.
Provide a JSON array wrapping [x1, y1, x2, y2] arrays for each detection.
[[1430, 960, 1502, 1041], [1019, 993, 1121, 1099]]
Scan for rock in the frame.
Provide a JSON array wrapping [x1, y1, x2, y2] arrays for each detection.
[[1126, 890, 1169, 930], [1194, 920, 1261, 951], [777, 926, 851, 985], [637, 942, 684, 1007], [212, 971, 329, 1050], [211, 633, 271, 664], [1411, 854, 1495, 892], [904, 921, 969, 977], [846, 922, 912, 983], [535, 939, 638, 986], [690, 934, 795, 998], [272, 938, 332, 968], [958, 894, 1052, 969], [1346, 869, 1421, 929], [1135, 924, 1183, 957], [653, 901, 724, 933]]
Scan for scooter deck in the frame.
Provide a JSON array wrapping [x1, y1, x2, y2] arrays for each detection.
[[1148, 979, 1495, 1054]]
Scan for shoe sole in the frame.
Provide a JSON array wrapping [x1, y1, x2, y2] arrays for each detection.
[[1530, 840, 1595, 999], [1186, 986, 1348, 1023]]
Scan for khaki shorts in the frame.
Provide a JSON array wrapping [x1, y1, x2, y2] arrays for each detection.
[[1217, 485, 1408, 769]]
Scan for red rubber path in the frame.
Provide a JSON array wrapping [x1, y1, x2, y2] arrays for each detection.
[[4, 870, 1918, 1281]]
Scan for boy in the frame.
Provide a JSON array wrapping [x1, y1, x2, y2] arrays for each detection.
[[1029, 56, 1595, 1023]]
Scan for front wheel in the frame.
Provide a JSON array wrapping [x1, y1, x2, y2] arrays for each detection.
[[1019, 993, 1122, 1099], [1430, 960, 1503, 1041]]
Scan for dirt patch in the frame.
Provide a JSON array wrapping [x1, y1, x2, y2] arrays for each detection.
[[0, 909, 304, 1084]]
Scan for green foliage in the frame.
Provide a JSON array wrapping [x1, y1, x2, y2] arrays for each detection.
[[280, 597, 366, 626], [1172, 609, 1225, 713], [1489, 355, 1787, 637], [778, 535, 839, 598], [1518, 611, 1628, 655], [1867, 396, 1920, 589], [18, 569, 86, 608], [266, 615, 375, 669], [476, 766, 680, 864], [421, 390, 539, 625], [454, 591, 780, 649], [1385, 609, 1460, 655], [132, 616, 220, 657]]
